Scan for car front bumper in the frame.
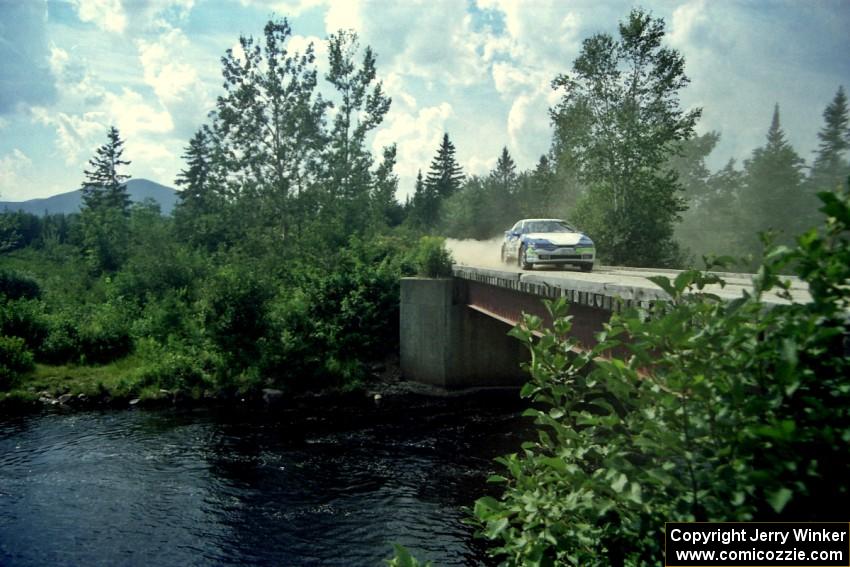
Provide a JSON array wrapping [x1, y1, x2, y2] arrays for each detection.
[[526, 246, 595, 264]]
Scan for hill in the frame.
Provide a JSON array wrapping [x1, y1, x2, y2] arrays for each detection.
[[0, 179, 179, 215]]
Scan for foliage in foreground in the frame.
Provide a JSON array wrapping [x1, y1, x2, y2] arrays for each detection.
[[470, 189, 849, 565]]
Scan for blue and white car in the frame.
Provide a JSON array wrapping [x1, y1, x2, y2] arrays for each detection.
[[501, 218, 596, 272]]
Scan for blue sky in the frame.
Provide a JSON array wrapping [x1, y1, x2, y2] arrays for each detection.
[[1, 0, 848, 201]]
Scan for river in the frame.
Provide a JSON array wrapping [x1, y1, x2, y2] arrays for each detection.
[[0, 391, 529, 566]]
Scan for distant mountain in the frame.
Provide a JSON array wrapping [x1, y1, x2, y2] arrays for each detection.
[[0, 179, 180, 216]]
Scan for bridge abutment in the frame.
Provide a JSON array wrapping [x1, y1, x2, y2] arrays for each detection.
[[400, 278, 528, 388]]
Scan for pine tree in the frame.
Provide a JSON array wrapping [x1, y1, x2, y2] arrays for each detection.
[[175, 128, 215, 211], [81, 126, 131, 214], [516, 155, 558, 218], [371, 144, 403, 227], [174, 127, 229, 249], [810, 86, 850, 193], [409, 169, 439, 228], [79, 126, 132, 272], [484, 147, 517, 231], [425, 133, 464, 200], [740, 104, 806, 255], [493, 147, 517, 191]]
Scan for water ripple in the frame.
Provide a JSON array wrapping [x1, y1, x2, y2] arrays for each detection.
[[0, 397, 528, 566]]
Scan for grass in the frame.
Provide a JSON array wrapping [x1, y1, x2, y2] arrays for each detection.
[[2, 354, 151, 403]]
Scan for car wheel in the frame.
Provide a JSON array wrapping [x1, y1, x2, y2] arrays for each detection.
[[519, 245, 532, 270], [580, 263, 593, 273]]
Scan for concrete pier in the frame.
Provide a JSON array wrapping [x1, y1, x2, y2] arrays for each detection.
[[399, 278, 528, 388]]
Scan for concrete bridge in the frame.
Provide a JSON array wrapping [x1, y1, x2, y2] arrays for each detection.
[[400, 264, 811, 389]]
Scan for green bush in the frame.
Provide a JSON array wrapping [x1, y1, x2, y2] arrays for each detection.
[[39, 313, 79, 364], [473, 190, 850, 565], [77, 304, 133, 364], [411, 236, 453, 278], [133, 345, 215, 395], [38, 303, 133, 365], [0, 298, 48, 349], [199, 264, 272, 371], [0, 335, 34, 389], [277, 237, 410, 386], [0, 268, 42, 300]]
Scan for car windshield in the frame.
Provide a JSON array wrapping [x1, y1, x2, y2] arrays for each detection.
[[525, 221, 575, 233]]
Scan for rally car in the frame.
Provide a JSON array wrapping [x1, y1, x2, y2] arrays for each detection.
[[500, 218, 595, 271]]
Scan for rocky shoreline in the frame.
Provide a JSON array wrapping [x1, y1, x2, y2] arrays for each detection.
[[0, 355, 523, 416]]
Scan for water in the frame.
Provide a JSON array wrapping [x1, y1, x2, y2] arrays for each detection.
[[0, 392, 529, 566]]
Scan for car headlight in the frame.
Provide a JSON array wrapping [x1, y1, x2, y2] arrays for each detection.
[[527, 239, 554, 249], [578, 235, 594, 247]]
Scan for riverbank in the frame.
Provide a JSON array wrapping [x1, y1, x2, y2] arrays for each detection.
[[0, 353, 523, 416]]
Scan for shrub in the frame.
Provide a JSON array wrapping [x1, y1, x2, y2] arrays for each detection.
[[0, 269, 42, 300], [472, 190, 850, 565], [199, 265, 272, 371], [0, 335, 34, 389], [133, 346, 215, 395], [0, 298, 48, 349], [77, 304, 133, 364], [39, 313, 79, 364], [38, 303, 133, 365], [411, 236, 453, 278]]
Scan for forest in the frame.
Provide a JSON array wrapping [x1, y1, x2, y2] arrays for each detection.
[[1, 7, 849, 565], [1, 9, 847, 404]]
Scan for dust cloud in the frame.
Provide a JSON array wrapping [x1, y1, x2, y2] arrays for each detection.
[[445, 237, 507, 268]]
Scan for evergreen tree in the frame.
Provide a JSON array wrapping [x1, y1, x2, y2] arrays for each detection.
[[493, 147, 517, 191], [81, 125, 131, 214], [515, 155, 560, 219], [551, 8, 699, 267], [740, 104, 806, 256], [676, 158, 746, 264], [425, 133, 464, 200], [483, 148, 517, 232], [810, 86, 850, 193], [79, 126, 132, 272], [667, 131, 721, 203], [174, 127, 230, 249], [371, 144, 403, 227], [409, 169, 439, 228]]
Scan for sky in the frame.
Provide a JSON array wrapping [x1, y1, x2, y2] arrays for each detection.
[[0, 0, 848, 202]]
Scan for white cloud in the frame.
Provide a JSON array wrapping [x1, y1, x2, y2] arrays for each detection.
[[0, 149, 34, 200], [104, 88, 174, 138], [137, 28, 198, 103], [239, 0, 324, 16], [72, 0, 127, 33], [325, 0, 364, 33], [32, 107, 106, 166], [668, 0, 708, 50], [506, 93, 551, 164], [136, 26, 212, 136], [383, 72, 417, 110], [326, 1, 488, 87], [475, 0, 584, 66], [466, 154, 497, 177], [126, 137, 180, 183]]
